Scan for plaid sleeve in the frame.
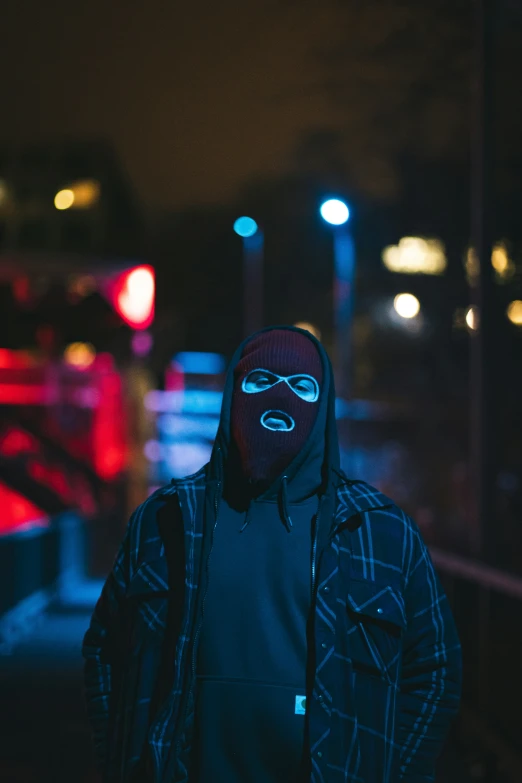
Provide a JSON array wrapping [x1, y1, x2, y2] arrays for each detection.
[[397, 521, 462, 781], [81, 513, 134, 771]]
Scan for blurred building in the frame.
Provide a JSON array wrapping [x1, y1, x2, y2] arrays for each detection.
[[0, 142, 153, 640], [0, 138, 143, 261]]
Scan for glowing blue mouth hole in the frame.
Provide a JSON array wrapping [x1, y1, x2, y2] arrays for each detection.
[[260, 410, 295, 432]]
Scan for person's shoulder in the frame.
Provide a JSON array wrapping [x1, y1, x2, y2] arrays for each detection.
[[139, 466, 208, 506], [335, 471, 419, 537], [132, 482, 179, 516], [169, 465, 208, 490], [128, 467, 208, 531], [335, 471, 398, 513], [335, 473, 424, 583]]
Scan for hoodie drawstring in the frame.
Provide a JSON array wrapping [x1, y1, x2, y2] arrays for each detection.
[[280, 475, 293, 532], [239, 475, 294, 533], [239, 501, 253, 533]]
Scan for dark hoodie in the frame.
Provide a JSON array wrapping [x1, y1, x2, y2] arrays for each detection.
[[190, 326, 340, 783]]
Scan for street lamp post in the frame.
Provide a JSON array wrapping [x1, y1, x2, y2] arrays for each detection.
[[234, 216, 264, 338], [320, 199, 354, 398]]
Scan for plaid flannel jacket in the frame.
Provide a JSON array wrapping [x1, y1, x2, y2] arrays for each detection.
[[82, 469, 462, 783]]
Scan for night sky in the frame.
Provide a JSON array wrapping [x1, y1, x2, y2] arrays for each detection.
[[1, 0, 349, 209], [4, 0, 513, 214]]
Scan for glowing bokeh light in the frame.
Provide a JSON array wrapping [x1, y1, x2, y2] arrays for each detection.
[[115, 265, 155, 329], [233, 216, 258, 238], [0, 480, 48, 533], [69, 179, 100, 208], [174, 352, 226, 375], [144, 439, 163, 463], [465, 306, 479, 331], [466, 243, 515, 284], [507, 300, 522, 326], [54, 180, 100, 211], [64, 342, 96, 369], [294, 321, 322, 340], [382, 237, 447, 275], [492, 243, 515, 280], [319, 199, 350, 226], [393, 293, 420, 319], [54, 189, 75, 210]]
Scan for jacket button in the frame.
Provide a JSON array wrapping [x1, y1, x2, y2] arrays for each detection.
[[321, 642, 327, 649], [316, 694, 324, 703], [322, 586, 330, 593], [317, 751, 323, 759], [377, 607, 383, 614]]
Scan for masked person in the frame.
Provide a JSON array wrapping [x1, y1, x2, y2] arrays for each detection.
[[83, 326, 462, 783]]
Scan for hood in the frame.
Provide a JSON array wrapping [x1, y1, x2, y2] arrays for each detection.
[[209, 325, 340, 528]]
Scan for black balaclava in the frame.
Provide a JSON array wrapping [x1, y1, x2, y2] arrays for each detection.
[[231, 329, 323, 490]]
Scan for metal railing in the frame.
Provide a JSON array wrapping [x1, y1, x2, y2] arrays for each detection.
[[430, 547, 522, 782]]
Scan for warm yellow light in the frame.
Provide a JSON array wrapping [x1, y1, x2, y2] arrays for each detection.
[[492, 243, 515, 280], [64, 342, 96, 369], [394, 293, 420, 319], [382, 237, 447, 275], [54, 189, 75, 210], [294, 321, 321, 340], [507, 300, 522, 326], [465, 306, 479, 331], [466, 243, 516, 283], [69, 179, 100, 208], [0, 179, 7, 206], [54, 180, 100, 211], [492, 245, 508, 274]]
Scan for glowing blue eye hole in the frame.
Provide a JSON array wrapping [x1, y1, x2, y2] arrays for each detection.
[[242, 370, 280, 394], [287, 375, 320, 402]]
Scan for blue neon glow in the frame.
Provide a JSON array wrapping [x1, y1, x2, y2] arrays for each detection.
[[174, 352, 226, 375], [157, 413, 220, 439], [164, 442, 212, 478], [320, 199, 350, 226], [144, 390, 223, 415], [233, 216, 258, 238]]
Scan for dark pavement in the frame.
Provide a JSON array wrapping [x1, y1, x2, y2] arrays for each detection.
[[0, 583, 102, 783]]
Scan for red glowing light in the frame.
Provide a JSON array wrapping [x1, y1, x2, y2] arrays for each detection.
[[165, 361, 185, 392], [0, 481, 49, 534], [0, 349, 38, 370], [92, 372, 127, 480], [0, 427, 40, 457], [0, 384, 48, 405], [111, 265, 155, 330], [28, 459, 71, 501]]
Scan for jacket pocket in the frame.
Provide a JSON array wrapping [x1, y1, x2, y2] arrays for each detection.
[[345, 578, 406, 684]]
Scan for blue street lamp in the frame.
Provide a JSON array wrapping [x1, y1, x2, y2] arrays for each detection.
[[234, 215, 264, 337], [319, 198, 354, 398], [319, 199, 350, 227], [233, 216, 259, 238]]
